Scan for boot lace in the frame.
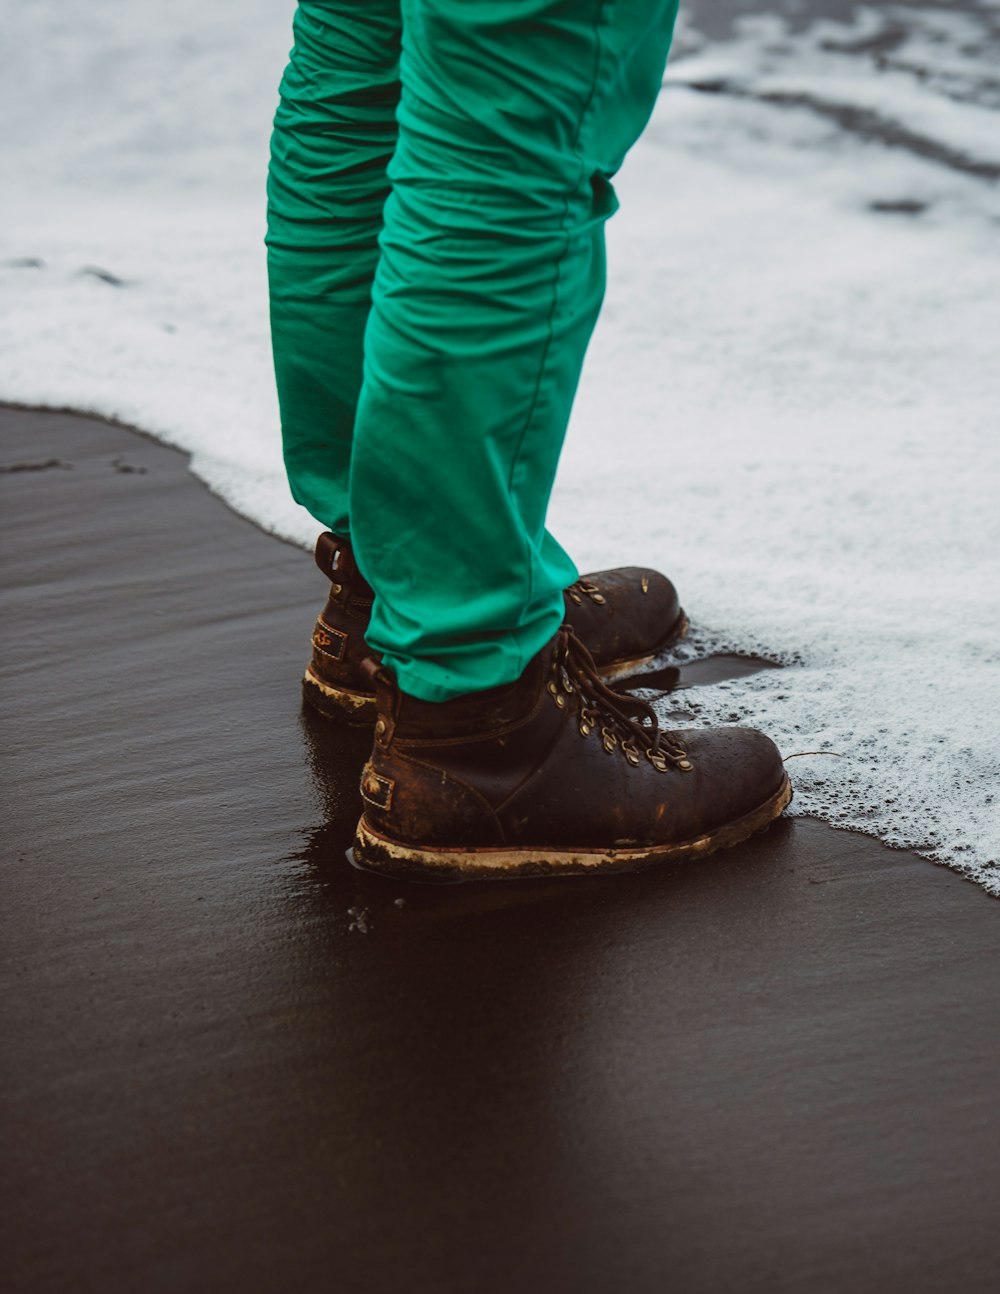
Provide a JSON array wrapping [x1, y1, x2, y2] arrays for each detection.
[[547, 629, 693, 773]]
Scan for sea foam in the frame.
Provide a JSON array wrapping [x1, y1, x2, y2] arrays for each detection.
[[1, 2, 998, 891]]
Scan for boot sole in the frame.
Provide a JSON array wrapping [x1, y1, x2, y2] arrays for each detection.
[[302, 609, 689, 725], [352, 772, 792, 882]]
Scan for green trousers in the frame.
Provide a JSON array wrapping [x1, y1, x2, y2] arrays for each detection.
[[267, 0, 679, 701]]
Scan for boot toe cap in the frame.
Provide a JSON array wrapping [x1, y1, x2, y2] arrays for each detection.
[[566, 566, 683, 666], [672, 725, 787, 837]]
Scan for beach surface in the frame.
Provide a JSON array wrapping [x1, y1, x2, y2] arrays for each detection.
[[3, 405, 998, 1293]]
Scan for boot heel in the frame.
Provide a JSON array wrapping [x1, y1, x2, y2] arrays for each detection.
[[302, 667, 376, 725]]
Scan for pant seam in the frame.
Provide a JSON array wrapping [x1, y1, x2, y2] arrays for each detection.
[[503, 0, 612, 680]]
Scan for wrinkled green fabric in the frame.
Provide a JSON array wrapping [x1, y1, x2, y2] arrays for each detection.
[[267, 0, 679, 700]]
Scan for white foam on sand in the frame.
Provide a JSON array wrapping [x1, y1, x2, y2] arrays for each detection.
[[2, 2, 998, 892]]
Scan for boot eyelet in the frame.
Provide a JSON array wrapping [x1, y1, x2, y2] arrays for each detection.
[[601, 727, 617, 753], [575, 581, 606, 606]]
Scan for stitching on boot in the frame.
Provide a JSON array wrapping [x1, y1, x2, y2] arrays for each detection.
[[360, 766, 394, 811], [393, 687, 548, 751], [389, 752, 507, 845], [312, 620, 348, 662]]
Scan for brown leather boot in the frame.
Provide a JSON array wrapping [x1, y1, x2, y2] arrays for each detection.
[[353, 628, 792, 880], [303, 532, 688, 724], [303, 533, 379, 723]]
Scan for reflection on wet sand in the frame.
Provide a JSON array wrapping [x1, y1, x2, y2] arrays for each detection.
[[6, 408, 999, 1294]]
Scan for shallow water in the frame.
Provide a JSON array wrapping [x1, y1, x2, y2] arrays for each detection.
[[1, 1, 998, 891]]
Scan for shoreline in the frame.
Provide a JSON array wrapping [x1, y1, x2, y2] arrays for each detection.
[[3, 405, 998, 1293], [4, 397, 983, 894]]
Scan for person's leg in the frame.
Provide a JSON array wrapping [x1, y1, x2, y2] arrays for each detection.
[[348, 0, 681, 702], [266, 0, 402, 536]]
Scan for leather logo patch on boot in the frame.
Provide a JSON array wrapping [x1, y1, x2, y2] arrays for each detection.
[[312, 620, 348, 662], [360, 766, 394, 811]]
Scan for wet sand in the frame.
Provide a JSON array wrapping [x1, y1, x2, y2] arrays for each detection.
[[2, 406, 998, 1294]]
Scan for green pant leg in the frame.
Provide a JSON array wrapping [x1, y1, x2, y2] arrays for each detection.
[[349, 0, 680, 701], [266, 0, 402, 536]]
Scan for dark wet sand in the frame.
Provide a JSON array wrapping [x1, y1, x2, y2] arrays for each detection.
[[2, 406, 998, 1294]]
